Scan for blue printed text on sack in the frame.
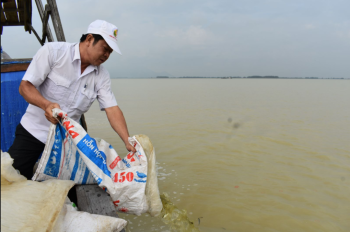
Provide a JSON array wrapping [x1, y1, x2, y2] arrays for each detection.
[[82, 138, 106, 165]]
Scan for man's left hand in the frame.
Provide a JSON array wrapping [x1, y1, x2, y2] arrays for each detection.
[[125, 143, 136, 153]]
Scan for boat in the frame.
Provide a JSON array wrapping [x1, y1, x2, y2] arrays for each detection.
[[1, 0, 123, 226]]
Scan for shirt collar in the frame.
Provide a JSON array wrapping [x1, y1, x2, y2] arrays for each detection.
[[73, 43, 99, 75]]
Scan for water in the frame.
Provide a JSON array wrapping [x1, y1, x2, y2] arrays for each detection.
[[85, 79, 350, 232]]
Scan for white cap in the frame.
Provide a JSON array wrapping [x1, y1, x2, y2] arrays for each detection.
[[87, 19, 122, 55]]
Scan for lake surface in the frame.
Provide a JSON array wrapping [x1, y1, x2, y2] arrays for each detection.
[[85, 79, 350, 232]]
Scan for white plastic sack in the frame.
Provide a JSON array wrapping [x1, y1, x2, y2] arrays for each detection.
[[33, 108, 162, 216], [52, 198, 127, 232], [135, 134, 163, 217], [1, 151, 74, 232]]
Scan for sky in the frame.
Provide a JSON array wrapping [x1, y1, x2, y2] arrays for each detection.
[[1, 0, 349, 78]]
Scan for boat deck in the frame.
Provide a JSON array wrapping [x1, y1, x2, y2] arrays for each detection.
[[76, 185, 126, 232]]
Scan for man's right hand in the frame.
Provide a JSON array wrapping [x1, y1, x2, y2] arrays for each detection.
[[19, 81, 62, 124], [44, 102, 61, 124]]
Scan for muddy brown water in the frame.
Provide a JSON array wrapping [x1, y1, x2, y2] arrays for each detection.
[[85, 79, 350, 232]]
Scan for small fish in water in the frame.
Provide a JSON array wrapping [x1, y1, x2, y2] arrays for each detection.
[[198, 217, 203, 225], [233, 123, 240, 128]]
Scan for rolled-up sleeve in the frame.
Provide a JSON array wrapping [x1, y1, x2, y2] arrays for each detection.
[[97, 73, 118, 110], [23, 44, 53, 87]]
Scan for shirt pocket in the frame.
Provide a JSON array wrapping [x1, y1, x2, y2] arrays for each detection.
[[46, 71, 71, 101], [76, 88, 97, 113]]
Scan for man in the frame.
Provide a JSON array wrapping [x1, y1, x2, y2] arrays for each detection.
[[8, 20, 136, 182]]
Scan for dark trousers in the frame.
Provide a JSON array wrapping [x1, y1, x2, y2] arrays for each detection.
[[8, 123, 77, 204], [8, 123, 45, 180]]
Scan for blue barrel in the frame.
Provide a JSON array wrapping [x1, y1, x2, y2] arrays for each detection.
[[1, 59, 87, 152], [1, 70, 29, 152]]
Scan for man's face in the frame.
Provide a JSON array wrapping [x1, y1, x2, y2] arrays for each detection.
[[86, 37, 113, 66]]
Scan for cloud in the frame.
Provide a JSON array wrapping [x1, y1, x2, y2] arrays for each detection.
[[156, 25, 217, 46], [1, 0, 349, 78], [304, 24, 315, 30]]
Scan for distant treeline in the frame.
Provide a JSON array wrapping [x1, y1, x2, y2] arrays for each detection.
[[124, 76, 346, 79], [177, 76, 279, 78], [177, 76, 279, 79], [166, 76, 346, 79]]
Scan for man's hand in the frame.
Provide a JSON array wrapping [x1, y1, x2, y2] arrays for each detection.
[[105, 106, 135, 153], [19, 81, 61, 124], [125, 143, 137, 153], [44, 102, 61, 124]]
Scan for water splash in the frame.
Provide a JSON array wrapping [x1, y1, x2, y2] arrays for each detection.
[[160, 192, 200, 232]]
